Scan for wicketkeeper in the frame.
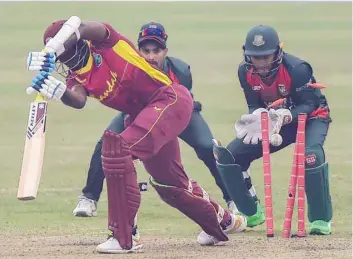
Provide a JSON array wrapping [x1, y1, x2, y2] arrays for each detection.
[[213, 24, 333, 235]]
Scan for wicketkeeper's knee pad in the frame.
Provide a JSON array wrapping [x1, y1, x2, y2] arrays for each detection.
[[149, 177, 228, 242], [213, 141, 257, 216], [102, 130, 141, 249], [305, 144, 332, 222]]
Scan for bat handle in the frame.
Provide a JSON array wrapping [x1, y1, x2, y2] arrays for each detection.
[[35, 93, 45, 102]]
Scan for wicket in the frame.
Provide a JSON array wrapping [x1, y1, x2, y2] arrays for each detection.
[[283, 113, 307, 238], [260, 111, 275, 237], [260, 112, 307, 238]]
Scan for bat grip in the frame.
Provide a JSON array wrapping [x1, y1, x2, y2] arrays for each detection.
[[35, 93, 45, 102]]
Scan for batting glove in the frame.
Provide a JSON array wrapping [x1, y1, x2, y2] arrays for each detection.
[[27, 71, 67, 100], [26, 51, 56, 72]]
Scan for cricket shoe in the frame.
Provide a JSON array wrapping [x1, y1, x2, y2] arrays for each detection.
[[244, 201, 265, 228], [72, 195, 98, 217], [227, 200, 240, 215], [227, 201, 265, 228], [309, 220, 332, 235], [96, 230, 143, 254], [197, 214, 247, 246]]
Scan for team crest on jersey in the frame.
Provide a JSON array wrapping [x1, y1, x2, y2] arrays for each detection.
[[253, 35, 265, 47], [278, 84, 289, 96], [93, 53, 102, 67]]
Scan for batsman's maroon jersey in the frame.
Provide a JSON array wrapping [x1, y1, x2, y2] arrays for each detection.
[[67, 24, 173, 115]]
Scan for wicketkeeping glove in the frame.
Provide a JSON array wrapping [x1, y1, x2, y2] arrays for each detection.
[[234, 108, 266, 145], [269, 108, 292, 130], [234, 108, 292, 145]]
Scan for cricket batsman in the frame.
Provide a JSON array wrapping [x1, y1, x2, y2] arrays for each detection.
[[72, 22, 254, 220], [26, 17, 247, 253], [213, 25, 333, 235]]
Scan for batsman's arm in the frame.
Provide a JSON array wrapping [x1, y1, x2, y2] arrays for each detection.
[[238, 64, 264, 113], [289, 63, 320, 122], [45, 16, 110, 56], [61, 80, 87, 109]]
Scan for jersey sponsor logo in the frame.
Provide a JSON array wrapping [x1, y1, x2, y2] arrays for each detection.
[[252, 85, 263, 91], [296, 83, 315, 92], [296, 78, 315, 92], [89, 71, 118, 101], [296, 84, 307, 92], [102, 71, 118, 101]]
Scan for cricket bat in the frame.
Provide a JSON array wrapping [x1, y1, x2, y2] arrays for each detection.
[[17, 93, 48, 201]]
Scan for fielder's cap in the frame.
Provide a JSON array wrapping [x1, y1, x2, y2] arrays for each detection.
[[138, 22, 168, 49]]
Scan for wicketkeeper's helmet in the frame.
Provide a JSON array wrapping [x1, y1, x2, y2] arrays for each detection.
[[243, 25, 284, 77]]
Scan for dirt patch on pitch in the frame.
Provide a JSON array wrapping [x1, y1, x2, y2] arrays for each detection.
[[0, 234, 351, 259]]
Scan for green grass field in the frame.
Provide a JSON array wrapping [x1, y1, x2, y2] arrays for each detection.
[[0, 2, 351, 258]]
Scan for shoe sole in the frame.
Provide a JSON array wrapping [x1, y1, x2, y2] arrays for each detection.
[[96, 244, 144, 254], [199, 241, 227, 246], [73, 211, 98, 217], [247, 218, 265, 228], [309, 228, 331, 235]]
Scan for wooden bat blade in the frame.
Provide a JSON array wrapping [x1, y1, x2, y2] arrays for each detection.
[[17, 96, 48, 201]]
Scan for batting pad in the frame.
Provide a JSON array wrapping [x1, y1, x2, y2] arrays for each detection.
[[102, 131, 141, 250]]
